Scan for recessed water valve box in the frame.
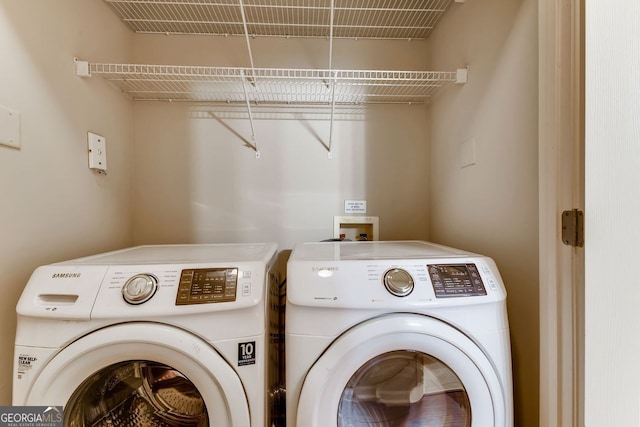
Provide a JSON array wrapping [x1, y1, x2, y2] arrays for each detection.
[[334, 216, 379, 241]]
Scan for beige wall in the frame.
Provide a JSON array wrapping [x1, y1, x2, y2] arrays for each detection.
[[0, 1, 133, 404], [130, 36, 431, 247], [428, 0, 539, 425]]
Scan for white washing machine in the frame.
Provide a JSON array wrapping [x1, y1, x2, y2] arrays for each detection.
[[13, 243, 283, 427], [286, 240, 513, 427]]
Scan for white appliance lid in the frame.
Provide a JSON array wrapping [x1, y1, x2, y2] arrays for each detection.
[[56, 243, 277, 265], [289, 241, 476, 261]]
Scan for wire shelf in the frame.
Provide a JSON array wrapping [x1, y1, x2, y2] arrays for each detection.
[[87, 63, 462, 104], [104, 0, 456, 40]]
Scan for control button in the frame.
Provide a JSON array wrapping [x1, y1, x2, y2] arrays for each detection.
[[242, 283, 251, 296], [383, 269, 414, 297], [243, 271, 251, 278], [122, 274, 158, 305]]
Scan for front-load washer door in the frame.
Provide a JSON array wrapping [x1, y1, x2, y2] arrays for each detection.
[[23, 323, 250, 427], [297, 314, 507, 427]]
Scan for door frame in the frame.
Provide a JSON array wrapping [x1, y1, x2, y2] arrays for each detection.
[[538, 0, 584, 426]]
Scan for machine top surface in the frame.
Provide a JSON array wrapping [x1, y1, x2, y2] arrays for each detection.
[[56, 243, 278, 265], [289, 241, 477, 261]]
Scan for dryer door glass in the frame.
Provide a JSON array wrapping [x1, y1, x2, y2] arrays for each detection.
[[337, 351, 471, 427], [65, 360, 208, 427]]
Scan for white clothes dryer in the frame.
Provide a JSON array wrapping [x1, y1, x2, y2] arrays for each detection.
[[286, 241, 513, 427], [13, 243, 282, 427]]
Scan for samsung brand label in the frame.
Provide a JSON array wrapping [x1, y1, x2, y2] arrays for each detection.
[[51, 273, 81, 278], [312, 266, 338, 278], [311, 267, 338, 272]]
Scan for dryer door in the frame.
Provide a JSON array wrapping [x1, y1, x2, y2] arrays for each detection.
[[23, 323, 249, 427], [296, 314, 507, 427]]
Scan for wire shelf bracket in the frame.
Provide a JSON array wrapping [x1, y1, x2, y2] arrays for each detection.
[[240, 69, 260, 158], [328, 0, 335, 71], [327, 70, 337, 159], [238, 0, 257, 85]]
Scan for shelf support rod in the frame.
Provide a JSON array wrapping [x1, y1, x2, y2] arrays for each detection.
[[328, 0, 335, 72], [238, 0, 257, 85], [327, 70, 338, 159], [240, 69, 260, 158]]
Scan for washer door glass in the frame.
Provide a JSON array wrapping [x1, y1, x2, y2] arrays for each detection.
[[337, 351, 470, 426], [65, 360, 207, 427]]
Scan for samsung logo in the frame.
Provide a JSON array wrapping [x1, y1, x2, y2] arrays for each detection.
[[52, 273, 81, 278], [312, 266, 338, 278], [312, 267, 339, 272]]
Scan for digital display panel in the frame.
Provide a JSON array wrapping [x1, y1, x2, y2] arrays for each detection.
[[427, 263, 487, 298], [176, 268, 238, 305], [206, 270, 225, 279]]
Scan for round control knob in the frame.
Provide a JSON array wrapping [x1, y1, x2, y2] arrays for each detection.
[[122, 274, 158, 305], [383, 269, 414, 297]]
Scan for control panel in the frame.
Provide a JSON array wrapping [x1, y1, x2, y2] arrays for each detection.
[[288, 257, 504, 309], [176, 268, 238, 305], [427, 264, 487, 298]]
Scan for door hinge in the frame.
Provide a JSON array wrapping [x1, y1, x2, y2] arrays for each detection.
[[562, 209, 584, 247]]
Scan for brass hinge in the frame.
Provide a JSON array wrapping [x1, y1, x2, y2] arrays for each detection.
[[561, 209, 584, 247]]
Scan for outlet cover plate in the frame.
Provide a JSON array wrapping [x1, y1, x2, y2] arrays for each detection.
[[88, 132, 107, 171]]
